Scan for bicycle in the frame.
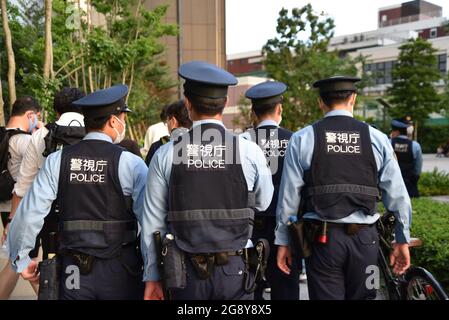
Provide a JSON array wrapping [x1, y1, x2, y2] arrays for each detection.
[[377, 212, 448, 300]]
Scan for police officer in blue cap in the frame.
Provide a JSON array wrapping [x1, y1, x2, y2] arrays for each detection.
[[7, 84, 149, 299], [390, 118, 422, 198], [275, 76, 412, 300], [142, 61, 274, 300], [241, 81, 299, 300]]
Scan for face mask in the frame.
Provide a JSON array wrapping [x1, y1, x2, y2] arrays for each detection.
[[112, 116, 126, 144], [28, 113, 38, 133]]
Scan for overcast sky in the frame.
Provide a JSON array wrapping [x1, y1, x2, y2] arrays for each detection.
[[225, 0, 449, 55]]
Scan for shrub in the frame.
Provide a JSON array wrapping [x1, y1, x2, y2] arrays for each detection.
[[409, 198, 449, 292], [419, 169, 449, 196]]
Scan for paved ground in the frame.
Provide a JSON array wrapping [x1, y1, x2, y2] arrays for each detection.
[[422, 154, 449, 173], [1, 153, 447, 300]]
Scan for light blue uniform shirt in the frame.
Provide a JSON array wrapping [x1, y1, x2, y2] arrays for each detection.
[[394, 135, 423, 175], [7, 132, 148, 273], [275, 110, 412, 246], [141, 119, 274, 281]]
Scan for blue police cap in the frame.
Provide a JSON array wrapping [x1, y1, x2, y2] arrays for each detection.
[[313, 76, 361, 94], [391, 119, 411, 129], [73, 84, 131, 119], [245, 81, 287, 105], [179, 61, 238, 99]]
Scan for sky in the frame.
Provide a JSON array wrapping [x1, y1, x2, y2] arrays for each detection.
[[225, 0, 449, 55]]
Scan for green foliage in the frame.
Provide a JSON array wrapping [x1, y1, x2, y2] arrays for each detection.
[[418, 124, 449, 153], [2, 0, 178, 134], [388, 38, 441, 124], [262, 4, 363, 130], [409, 198, 449, 291], [418, 169, 449, 196]]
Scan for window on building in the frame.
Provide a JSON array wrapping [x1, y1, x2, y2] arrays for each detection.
[[438, 54, 447, 74], [430, 28, 437, 39], [382, 15, 387, 22]]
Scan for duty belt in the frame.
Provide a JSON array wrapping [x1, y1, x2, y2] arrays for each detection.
[[305, 220, 375, 237]]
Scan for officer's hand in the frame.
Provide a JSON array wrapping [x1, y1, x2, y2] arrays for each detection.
[[390, 243, 410, 275], [21, 260, 40, 285], [277, 245, 292, 275], [144, 281, 164, 300]]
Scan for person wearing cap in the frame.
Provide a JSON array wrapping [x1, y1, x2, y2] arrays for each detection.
[[390, 119, 422, 198], [275, 76, 412, 300], [141, 61, 273, 300], [7, 85, 148, 299], [241, 81, 299, 300]]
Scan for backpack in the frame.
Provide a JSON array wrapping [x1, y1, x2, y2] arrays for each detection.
[[0, 127, 30, 201], [43, 121, 86, 157]]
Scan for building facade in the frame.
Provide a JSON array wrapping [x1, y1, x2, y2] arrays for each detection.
[[144, 0, 227, 91]]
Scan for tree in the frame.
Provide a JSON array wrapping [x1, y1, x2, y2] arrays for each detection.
[[262, 4, 361, 130], [1, 0, 17, 110], [388, 37, 441, 134], [0, 57, 4, 125], [43, 0, 53, 80]]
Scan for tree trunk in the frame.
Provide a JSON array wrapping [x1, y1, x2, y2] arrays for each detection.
[[1, 0, 17, 111], [77, 0, 87, 94], [43, 0, 53, 80], [0, 58, 5, 126]]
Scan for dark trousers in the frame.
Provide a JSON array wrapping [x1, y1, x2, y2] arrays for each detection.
[[171, 255, 254, 300], [253, 216, 299, 300], [59, 246, 144, 300], [305, 224, 379, 300]]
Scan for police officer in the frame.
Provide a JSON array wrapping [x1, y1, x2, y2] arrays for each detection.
[[390, 119, 423, 198], [275, 76, 412, 300], [142, 61, 274, 300], [7, 85, 149, 300], [241, 81, 299, 300]]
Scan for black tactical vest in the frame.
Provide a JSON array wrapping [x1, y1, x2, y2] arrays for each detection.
[[57, 139, 136, 258], [248, 125, 292, 216], [391, 137, 414, 181], [168, 123, 255, 253], [302, 116, 379, 220]]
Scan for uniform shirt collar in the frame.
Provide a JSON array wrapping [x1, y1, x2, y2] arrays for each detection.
[[324, 109, 353, 118], [83, 131, 113, 143], [170, 127, 189, 141], [257, 119, 279, 128], [192, 119, 226, 128], [55, 112, 84, 126]]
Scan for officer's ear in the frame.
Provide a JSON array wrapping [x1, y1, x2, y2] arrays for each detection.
[[276, 103, 283, 116], [349, 93, 357, 107], [318, 98, 327, 113]]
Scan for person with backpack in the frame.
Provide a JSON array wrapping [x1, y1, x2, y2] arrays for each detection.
[[6, 87, 86, 255], [0, 96, 42, 299]]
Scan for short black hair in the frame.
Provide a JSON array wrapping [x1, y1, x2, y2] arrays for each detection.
[[185, 93, 226, 116], [320, 90, 355, 108], [392, 126, 408, 135], [11, 96, 42, 116], [252, 101, 281, 118], [53, 87, 85, 115], [160, 105, 168, 121], [84, 112, 121, 132], [166, 100, 192, 128]]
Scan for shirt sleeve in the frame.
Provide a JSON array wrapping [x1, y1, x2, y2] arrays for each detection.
[[7, 151, 61, 272], [140, 143, 173, 282], [118, 151, 148, 228], [14, 129, 47, 197], [250, 143, 274, 212], [413, 141, 423, 176], [274, 132, 305, 246]]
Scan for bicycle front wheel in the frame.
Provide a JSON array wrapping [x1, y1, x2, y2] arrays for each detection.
[[404, 267, 448, 300]]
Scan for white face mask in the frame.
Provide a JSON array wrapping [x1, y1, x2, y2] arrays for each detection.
[[112, 116, 126, 144]]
